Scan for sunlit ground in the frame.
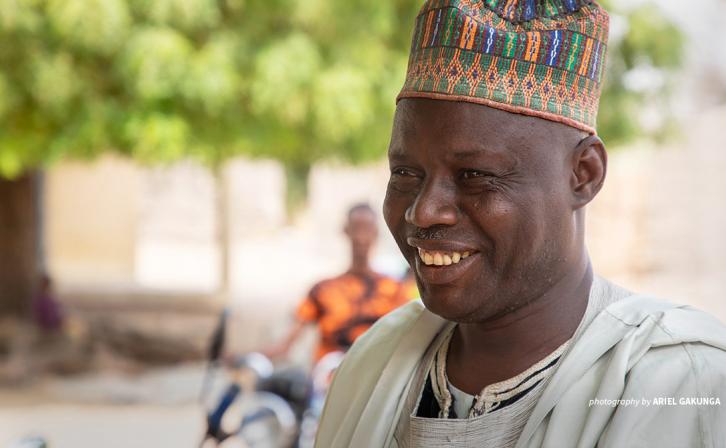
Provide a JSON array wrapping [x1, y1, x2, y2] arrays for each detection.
[[0, 364, 213, 447], [0, 404, 202, 448]]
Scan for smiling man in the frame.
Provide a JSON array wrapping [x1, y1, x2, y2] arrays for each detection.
[[315, 1, 726, 447]]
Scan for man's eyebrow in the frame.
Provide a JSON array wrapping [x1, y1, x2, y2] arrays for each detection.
[[451, 147, 512, 162], [452, 149, 484, 160], [388, 145, 517, 165]]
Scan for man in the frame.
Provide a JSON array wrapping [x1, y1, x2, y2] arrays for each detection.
[[316, 1, 726, 447], [265, 203, 409, 363]]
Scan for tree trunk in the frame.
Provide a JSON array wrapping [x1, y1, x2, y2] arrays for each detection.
[[215, 166, 230, 301], [0, 172, 42, 317], [285, 163, 311, 222]]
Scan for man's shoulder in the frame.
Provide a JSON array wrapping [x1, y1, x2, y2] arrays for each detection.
[[330, 300, 431, 387], [577, 282, 726, 384], [597, 332, 726, 446], [309, 274, 345, 290], [535, 289, 726, 446], [630, 338, 726, 379], [311, 271, 398, 290], [631, 300, 726, 376], [306, 273, 353, 297], [601, 291, 726, 348], [317, 301, 433, 442], [346, 300, 426, 356], [316, 299, 446, 447]]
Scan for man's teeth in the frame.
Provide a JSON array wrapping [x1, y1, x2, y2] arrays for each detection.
[[433, 253, 443, 265], [424, 252, 434, 265], [417, 249, 471, 266]]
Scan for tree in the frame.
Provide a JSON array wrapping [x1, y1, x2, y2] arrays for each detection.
[[598, 1, 684, 146], [0, 0, 421, 315], [0, 0, 421, 202], [0, 0, 682, 316], [0, 173, 42, 315]]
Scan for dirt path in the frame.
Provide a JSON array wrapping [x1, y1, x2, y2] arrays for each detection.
[[0, 403, 204, 448]]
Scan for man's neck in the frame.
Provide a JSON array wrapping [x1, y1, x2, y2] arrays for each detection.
[[447, 261, 593, 395], [348, 257, 373, 276]]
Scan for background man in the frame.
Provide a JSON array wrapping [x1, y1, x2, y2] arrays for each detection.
[[264, 203, 409, 363], [316, 1, 726, 447]]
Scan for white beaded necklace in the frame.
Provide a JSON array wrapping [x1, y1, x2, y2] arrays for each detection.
[[430, 327, 571, 419]]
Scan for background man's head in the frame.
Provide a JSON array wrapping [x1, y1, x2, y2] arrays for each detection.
[[344, 203, 378, 265]]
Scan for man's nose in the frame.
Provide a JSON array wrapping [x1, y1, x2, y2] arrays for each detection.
[[405, 178, 459, 228]]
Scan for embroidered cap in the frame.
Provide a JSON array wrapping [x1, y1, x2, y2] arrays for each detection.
[[397, 0, 610, 133]]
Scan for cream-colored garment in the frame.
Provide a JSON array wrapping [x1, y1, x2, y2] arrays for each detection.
[[439, 275, 625, 418], [394, 332, 562, 448], [394, 276, 628, 447], [403, 335, 567, 447], [315, 276, 726, 448]]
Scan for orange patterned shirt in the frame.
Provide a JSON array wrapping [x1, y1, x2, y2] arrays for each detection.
[[296, 271, 408, 361]]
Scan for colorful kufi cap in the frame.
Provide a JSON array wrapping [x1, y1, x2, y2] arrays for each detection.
[[397, 0, 609, 133]]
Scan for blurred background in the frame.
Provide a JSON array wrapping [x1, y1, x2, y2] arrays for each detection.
[[1, 0, 725, 447]]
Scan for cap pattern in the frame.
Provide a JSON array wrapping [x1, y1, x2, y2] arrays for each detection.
[[397, 0, 609, 133]]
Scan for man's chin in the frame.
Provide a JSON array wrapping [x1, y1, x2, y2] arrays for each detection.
[[420, 293, 491, 324]]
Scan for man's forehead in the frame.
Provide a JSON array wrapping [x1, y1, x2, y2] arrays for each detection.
[[390, 99, 561, 162], [389, 139, 519, 167]]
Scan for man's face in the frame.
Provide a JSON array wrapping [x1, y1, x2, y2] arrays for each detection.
[[383, 99, 583, 323]]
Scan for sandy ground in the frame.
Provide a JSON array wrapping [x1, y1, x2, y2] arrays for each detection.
[[0, 364, 219, 448], [0, 403, 204, 448]]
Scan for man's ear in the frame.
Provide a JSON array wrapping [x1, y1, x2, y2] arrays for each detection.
[[570, 134, 607, 209]]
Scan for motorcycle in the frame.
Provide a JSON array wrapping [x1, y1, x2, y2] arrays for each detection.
[[198, 311, 343, 448], [297, 351, 345, 448], [199, 352, 307, 448]]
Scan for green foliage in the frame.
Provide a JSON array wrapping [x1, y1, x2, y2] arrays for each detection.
[[47, 0, 131, 54], [0, 0, 683, 188], [121, 27, 193, 102], [0, 0, 422, 184], [598, 2, 684, 146]]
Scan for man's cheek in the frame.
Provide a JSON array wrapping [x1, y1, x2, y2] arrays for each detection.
[[382, 196, 405, 229]]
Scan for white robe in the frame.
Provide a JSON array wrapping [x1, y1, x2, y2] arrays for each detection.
[[315, 278, 726, 447]]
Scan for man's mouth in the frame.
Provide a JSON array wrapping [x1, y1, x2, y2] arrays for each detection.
[[417, 248, 472, 266], [406, 237, 480, 283]]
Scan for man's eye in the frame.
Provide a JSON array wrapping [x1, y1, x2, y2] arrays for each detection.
[[392, 167, 417, 177], [460, 170, 503, 192], [461, 170, 488, 180], [388, 167, 421, 192]]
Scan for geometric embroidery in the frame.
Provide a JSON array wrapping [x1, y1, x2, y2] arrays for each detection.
[[397, 0, 610, 133]]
